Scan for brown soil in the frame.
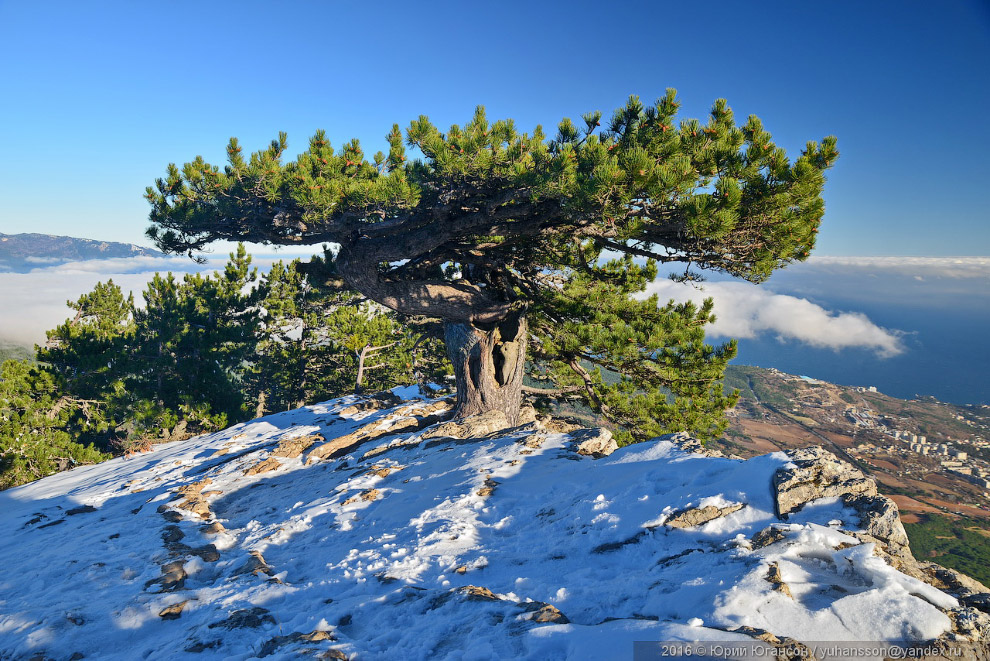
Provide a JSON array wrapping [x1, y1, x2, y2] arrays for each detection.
[[890, 495, 940, 514]]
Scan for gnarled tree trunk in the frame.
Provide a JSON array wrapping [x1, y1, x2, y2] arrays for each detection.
[[443, 312, 527, 426]]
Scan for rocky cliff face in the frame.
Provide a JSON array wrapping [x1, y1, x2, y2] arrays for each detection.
[[0, 390, 987, 660]]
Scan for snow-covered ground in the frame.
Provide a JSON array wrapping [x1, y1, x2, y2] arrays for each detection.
[[0, 391, 964, 659]]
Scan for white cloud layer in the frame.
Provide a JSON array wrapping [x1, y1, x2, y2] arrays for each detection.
[[0, 253, 950, 357], [643, 280, 906, 358], [807, 255, 990, 280], [0, 257, 230, 346], [1, 252, 327, 347]]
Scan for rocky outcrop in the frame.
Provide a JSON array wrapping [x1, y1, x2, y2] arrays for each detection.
[[844, 493, 912, 564], [772, 447, 915, 567], [660, 431, 725, 457], [772, 446, 877, 517], [309, 399, 453, 462], [271, 434, 322, 458], [420, 410, 510, 440], [244, 457, 281, 476]]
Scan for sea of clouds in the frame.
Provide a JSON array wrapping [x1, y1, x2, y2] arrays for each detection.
[[1, 254, 986, 363], [0, 248, 320, 347]]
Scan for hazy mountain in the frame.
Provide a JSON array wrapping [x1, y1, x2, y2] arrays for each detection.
[[0, 232, 164, 273]]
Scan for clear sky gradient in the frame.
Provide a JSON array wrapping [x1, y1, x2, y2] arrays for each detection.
[[1, 0, 988, 255]]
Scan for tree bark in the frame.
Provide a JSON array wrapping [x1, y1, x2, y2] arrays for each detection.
[[443, 312, 527, 426]]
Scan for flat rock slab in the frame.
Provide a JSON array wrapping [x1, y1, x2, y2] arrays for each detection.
[[244, 458, 281, 476], [271, 434, 322, 459], [665, 503, 745, 529]]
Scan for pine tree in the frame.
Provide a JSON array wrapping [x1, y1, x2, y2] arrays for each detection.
[[0, 359, 108, 489], [251, 253, 450, 413], [145, 92, 837, 440], [125, 247, 258, 441]]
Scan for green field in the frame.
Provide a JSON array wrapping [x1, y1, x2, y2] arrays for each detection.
[[904, 514, 990, 588]]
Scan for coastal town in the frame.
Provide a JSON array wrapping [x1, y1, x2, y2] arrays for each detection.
[[719, 365, 990, 516]]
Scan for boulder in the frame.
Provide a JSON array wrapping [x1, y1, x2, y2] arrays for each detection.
[[145, 559, 186, 592], [571, 428, 618, 457], [235, 550, 274, 577], [751, 526, 787, 549], [772, 446, 877, 517], [159, 600, 189, 620], [258, 630, 336, 657], [659, 431, 725, 457], [456, 585, 502, 602], [519, 601, 570, 624]]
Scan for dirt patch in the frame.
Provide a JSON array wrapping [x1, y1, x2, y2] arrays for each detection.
[[890, 495, 940, 514], [875, 473, 909, 489], [870, 459, 899, 472], [734, 420, 817, 453]]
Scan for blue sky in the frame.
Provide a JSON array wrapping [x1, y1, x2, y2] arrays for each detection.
[[1, 0, 988, 255]]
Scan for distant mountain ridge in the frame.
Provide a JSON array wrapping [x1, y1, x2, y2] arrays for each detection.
[[0, 232, 164, 272]]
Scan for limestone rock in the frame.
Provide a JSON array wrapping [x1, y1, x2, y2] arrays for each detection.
[[773, 446, 877, 517], [208, 607, 276, 630], [541, 417, 582, 434], [751, 526, 787, 549], [235, 550, 274, 577], [517, 406, 539, 425], [456, 585, 502, 601], [175, 478, 212, 498], [175, 497, 212, 519], [421, 410, 509, 440], [659, 431, 725, 457], [518, 433, 546, 449], [845, 493, 912, 562], [765, 562, 793, 598], [665, 502, 745, 529], [571, 428, 618, 457], [343, 489, 380, 506], [338, 391, 401, 416], [308, 406, 449, 463], [963, 594, 990, 614], [519, 601, 570, 624], [730, 626, 819, 661], [161, 525, 184, 544], [244, 457, 281, 476], [271, 434, 322, 459], [188, 544, 220, 563], [476, 477, 499, 497], [367, 465, 403, 478], [259, 630, 336, 657], [201, 521, 226, 535], [146, 560, 187, 592], [159, 600, 189, 620]]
